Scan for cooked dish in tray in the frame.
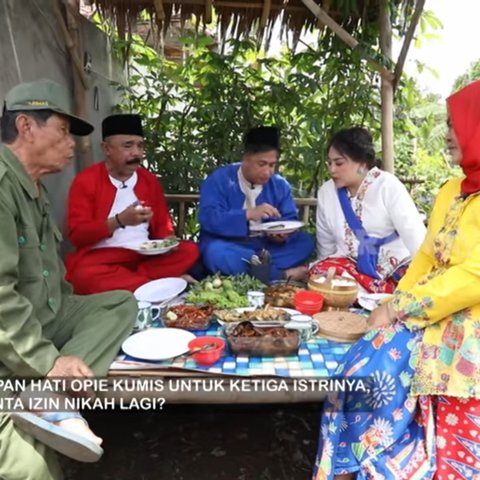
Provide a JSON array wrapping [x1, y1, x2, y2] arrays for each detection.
[[164, 304, 213, 330], [225, 321, 300, 356], [214, 305, 290, 324]]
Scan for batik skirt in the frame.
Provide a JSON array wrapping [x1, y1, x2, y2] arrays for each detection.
[[312, 324, 436, 480]]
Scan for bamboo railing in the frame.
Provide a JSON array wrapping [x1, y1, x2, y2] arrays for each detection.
[[165, 194, 317, 238], [165, 177, 424, 238]]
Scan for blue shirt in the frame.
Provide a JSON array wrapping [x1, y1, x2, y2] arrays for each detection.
[[199, 163, 299, 248]]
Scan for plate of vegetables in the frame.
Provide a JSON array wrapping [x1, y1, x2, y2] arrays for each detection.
[[186, 274, 265, 308]]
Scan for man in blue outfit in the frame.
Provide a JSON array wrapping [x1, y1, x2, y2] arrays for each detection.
[[199, 126, 314, 282]]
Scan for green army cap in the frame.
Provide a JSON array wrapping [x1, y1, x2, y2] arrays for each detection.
[[5, 79, 94, 136]]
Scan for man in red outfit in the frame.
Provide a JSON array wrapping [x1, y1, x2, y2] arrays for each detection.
[[65, 113, 199, 294]]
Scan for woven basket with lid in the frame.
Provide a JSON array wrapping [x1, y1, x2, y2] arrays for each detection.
[[308, 274, 358, 309], [313, 311, 367, 342]]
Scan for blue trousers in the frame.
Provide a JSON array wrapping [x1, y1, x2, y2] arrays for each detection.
[[201, 232, 314, 281]]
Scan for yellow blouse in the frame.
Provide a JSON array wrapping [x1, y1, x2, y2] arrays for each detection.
[[392, 178, 480, 398]]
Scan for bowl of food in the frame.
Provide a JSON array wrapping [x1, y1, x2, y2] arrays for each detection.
[[224, 321, 300, 356], [264, 281, 303, 308], [308, 275, 358, 310], [163, 305, 213, 330], [187, 336, 225, 366]]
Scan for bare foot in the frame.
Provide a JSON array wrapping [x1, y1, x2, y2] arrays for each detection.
[[334, 475, 356, 480], [56, 417, 103, 446], [283, 265, 308, 282]]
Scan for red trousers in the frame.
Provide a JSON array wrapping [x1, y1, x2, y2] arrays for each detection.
[[67, 241, 199, 294]]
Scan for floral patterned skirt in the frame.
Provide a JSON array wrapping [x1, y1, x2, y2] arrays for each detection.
[[312, 324, 436, 480]]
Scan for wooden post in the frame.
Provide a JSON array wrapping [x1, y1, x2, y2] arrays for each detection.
[[260, 0, 271, 29], [55, 0, 93, 168], [379, 0, 394, 173], [178, 201, 186, 238], [205, 0, 213, 24]]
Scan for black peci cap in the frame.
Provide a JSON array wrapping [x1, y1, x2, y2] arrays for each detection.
[[244, 126, 280, 153], [102, 114, 143, 140]]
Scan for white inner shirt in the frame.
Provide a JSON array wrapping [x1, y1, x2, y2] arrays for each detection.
[[94, 171, 150, 249], [238, 167, 263, 229]]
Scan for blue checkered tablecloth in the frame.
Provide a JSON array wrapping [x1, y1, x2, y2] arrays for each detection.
[[113, 322, 354, 377]]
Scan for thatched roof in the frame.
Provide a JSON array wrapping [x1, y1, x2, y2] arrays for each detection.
[[87, 0, 414, 46]]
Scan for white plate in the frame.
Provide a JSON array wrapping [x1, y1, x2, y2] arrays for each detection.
[[250, 220, 304, 235], [358, 293, 392, 311], [122, 328, 196, 361], [126, 239, 179, 256], [134, 277, 187, 303], [216, 307, 301, 326]]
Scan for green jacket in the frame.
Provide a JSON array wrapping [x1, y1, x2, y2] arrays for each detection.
[[0, 145, 70, 377]]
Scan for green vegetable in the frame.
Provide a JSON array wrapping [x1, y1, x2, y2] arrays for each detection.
[[225, 290, 238, 301], [185, 274, 264, 308]]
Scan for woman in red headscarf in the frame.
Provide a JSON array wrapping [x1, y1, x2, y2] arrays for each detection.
[[313, 80, 480, 480]]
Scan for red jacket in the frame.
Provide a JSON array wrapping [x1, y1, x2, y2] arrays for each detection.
[[66, 162, 174, 269]]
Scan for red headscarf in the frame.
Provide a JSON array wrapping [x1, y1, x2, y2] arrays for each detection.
[[447, 80, 480, 194]]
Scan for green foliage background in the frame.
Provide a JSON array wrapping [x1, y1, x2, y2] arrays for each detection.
[[117, 34, 383, 198], [105, 7, 464, 234]]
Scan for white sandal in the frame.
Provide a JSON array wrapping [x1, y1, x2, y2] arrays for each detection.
[[10, 411, 103, 463]]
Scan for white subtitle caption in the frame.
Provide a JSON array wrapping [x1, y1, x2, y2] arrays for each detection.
[[0, 378, 368, 412]]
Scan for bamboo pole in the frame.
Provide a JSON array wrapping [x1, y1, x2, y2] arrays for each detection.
[[301, 0, 394, 82], [54, 1, 88, 89], [205, 0, 212, 24], [260, 0, 271, 29], [178, 200, 186, 238], [55, 0, 93, 168], [153, 0, 165, 21], [379, 0, 394, 173], [393, 0, 426, 90]]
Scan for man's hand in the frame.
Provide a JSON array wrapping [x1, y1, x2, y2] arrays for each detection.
[[47, 356, 93, 378], [46, 356, 94, 397], [366, 303, 395, 330], [117, 204, 153, 227], [246, 203, 280, 222]]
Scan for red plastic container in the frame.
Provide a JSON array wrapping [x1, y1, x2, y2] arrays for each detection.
[[293, 290, 324, 315], [187, 336, 225, 366]]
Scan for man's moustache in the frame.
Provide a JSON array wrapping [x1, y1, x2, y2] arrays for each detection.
[[126, 158, 142, 165]]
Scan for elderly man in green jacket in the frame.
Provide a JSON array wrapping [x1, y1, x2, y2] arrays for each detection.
[[0, 79, 137, 480]]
